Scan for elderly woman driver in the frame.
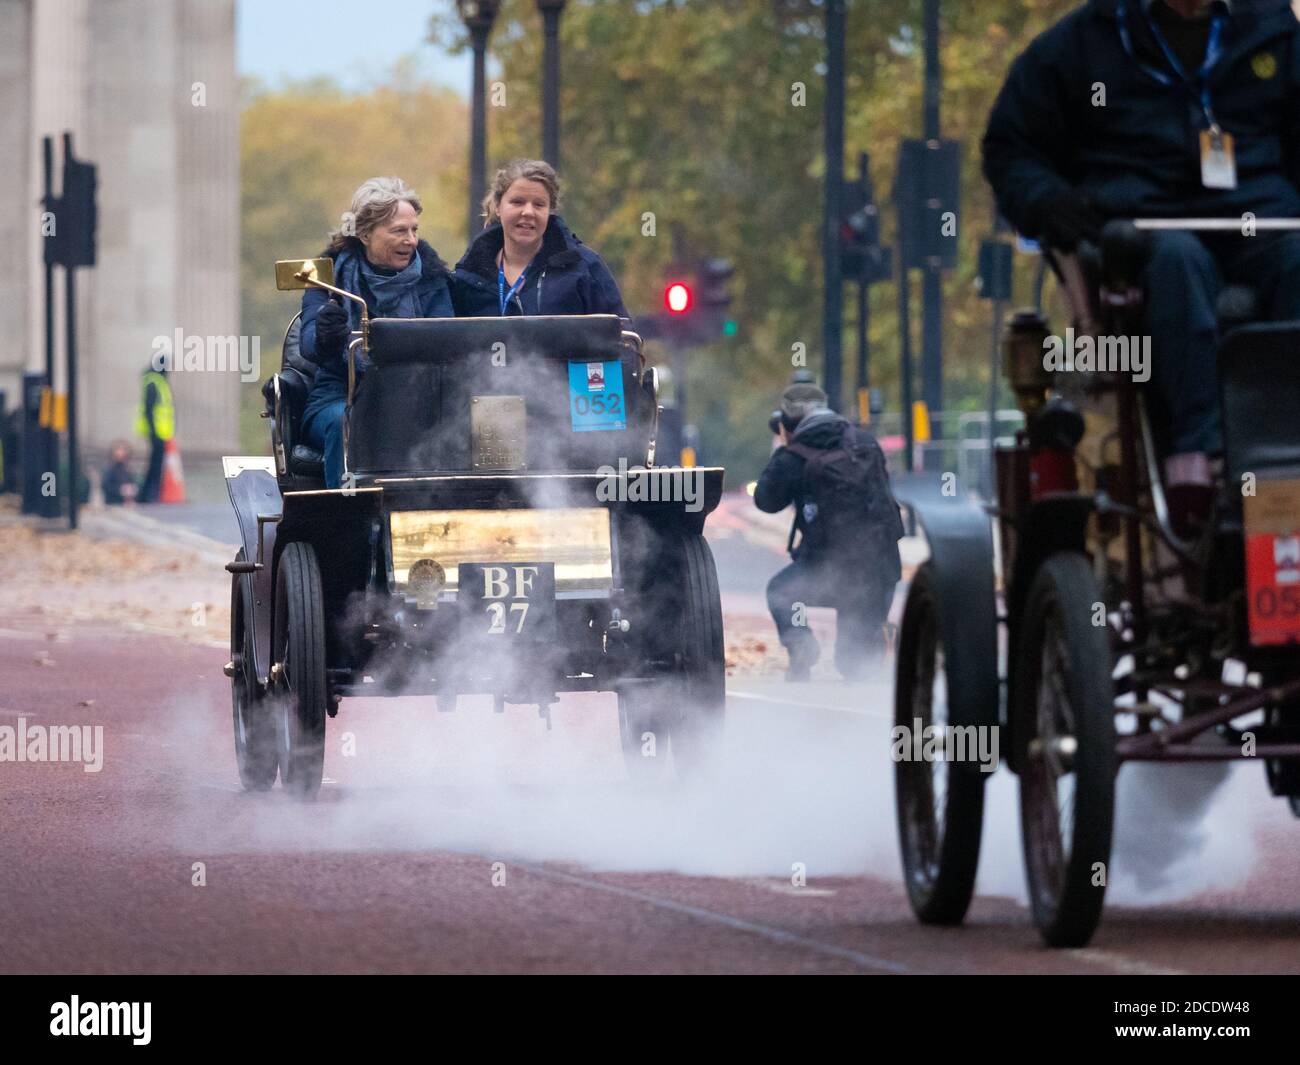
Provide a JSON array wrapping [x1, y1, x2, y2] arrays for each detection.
[[299, 176, 454, 487]]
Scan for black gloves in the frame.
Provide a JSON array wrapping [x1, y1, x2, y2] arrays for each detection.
[[1037, 189, 1103, 252], [313, 298, 350, 357]]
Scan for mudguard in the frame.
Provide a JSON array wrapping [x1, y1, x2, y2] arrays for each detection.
[[899, 495, 1000, 734], [223, 458, 282, 685]]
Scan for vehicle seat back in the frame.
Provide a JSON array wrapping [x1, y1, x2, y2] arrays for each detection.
[[1219, 321, 1300, 486], [261, 314, 325, 485], [351, 314, 651, 475]]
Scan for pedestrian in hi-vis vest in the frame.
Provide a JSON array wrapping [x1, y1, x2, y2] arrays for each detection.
[[754, 382, 905, 682], [136, 363, 173, 503]]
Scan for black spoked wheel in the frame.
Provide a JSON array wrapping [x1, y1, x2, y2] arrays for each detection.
[[894, 562, 987, 925], [231, 550, 278, 791], [272, 541, 328, 800], [670, 535, 726, 778], [1016, 552, 1116, 948]]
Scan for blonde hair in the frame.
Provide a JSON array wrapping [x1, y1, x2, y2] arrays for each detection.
[[328, 176, 422, 252], [480, 159, 561, 227]]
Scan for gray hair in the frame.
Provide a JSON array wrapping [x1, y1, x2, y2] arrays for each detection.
[[328, 176, 422, 252]]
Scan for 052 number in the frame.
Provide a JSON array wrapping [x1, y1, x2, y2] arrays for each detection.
[[486, 601, 530, 634], [572, 394, 621, 416], [1254, 585, 1300, 618]]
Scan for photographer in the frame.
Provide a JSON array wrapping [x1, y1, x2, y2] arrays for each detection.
[[754, 383, 904, 681]]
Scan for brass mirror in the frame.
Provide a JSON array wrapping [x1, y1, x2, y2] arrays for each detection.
[[275, 257, 335, 291]]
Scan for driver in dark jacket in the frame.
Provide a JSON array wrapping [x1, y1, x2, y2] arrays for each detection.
[[983, 0, 1300, 536]]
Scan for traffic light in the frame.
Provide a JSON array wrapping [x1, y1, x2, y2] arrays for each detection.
[[698, 257, 735, 337], [44, 134, 98, 268], [664, 281, 693, 314]]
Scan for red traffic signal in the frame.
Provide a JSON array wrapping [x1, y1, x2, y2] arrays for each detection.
[[664, 281, 693, 314]]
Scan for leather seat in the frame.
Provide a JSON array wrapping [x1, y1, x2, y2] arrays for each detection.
[[263, 314, 326, 488]]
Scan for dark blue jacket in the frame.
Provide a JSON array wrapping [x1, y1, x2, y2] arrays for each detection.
[[301, 238, 454, 410], [449, 216, 630, 320], [755, 411, 903, 580], [983, 0, 1300, 238]]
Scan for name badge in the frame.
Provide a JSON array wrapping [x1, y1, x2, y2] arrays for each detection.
[[1200, 127, 1237, 190]]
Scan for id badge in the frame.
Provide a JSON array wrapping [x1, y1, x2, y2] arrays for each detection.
[[1200, 127, 1237, 190]]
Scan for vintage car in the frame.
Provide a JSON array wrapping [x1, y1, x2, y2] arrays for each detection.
[[224, 258, 725, 798], [893, 220, 1300, 947]]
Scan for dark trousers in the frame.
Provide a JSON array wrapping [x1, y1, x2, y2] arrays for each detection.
[[139, 437, 164, 502], [766, 559, 895, 675], [1144, 230, 1300, 455]]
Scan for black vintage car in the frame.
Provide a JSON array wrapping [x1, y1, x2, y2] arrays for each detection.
[[224, 259, 725, 798], [894, 220, 1300, 948]]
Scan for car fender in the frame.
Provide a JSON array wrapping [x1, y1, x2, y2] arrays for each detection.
[[900, 495, 1000, 735]]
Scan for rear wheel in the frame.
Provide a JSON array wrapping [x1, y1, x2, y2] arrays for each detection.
[[272, 542, 328, 800], [894, 562, 986, 925], [230, 550, 278, 791], [1015, 552, 1115, 948]]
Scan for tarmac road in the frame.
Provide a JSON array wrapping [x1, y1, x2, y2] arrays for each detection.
[[2, 488, 1299, 974], [3, 608, 1299, 972]]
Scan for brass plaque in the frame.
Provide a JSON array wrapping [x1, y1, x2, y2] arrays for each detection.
[[389, 507, 612, 592], [274, 257, 335, 291], [471, 395, 527, 470]]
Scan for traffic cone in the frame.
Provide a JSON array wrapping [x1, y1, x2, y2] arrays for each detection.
[[160, 438, 186, 503]]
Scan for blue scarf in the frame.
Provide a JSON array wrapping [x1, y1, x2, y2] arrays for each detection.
[[336, 246, 424, 331]]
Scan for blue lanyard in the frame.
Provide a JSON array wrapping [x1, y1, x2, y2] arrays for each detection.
[[498, 262, 529, 315], [1116, 1, 1226, 129]]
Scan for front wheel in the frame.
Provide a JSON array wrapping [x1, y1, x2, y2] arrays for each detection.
[[272, 541, 328, 799], [617, 680, 675, 783], [231, 550, 278, 791], [894, 562, 986, 925], [1015, 552, 1116, 948], [670, 536, 726, 778]]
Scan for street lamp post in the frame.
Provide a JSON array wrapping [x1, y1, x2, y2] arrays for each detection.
[[536, 0, 567, 169], [457, 0, 501, 240]]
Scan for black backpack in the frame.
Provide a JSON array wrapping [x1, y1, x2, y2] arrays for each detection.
[[785, 424, 904, 575]]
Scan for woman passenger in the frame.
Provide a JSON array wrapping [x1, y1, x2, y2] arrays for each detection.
[[300, 176, 454, 487], [450, 159, 629, 319]]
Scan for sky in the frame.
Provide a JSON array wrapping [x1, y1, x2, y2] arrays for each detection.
[[236, 0, 471, 95]]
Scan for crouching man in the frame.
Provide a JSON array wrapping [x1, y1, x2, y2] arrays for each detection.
[[754, 383, 905, 681]]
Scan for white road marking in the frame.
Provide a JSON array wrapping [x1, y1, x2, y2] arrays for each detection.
[[1069, 948, 1187, 976], [726, 687, 892, 720]]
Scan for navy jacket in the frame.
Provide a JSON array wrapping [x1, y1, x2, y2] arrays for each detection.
[[450, 216, 630, 320], [755, 411, 902, 581], [983, 0, 1300, 238], [300, 238, 454, 410]]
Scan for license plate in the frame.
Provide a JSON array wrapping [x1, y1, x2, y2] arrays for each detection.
[[458, 562, 556, 640], [1244, 479, 1300, 646], [567, 360, 626, 432]]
